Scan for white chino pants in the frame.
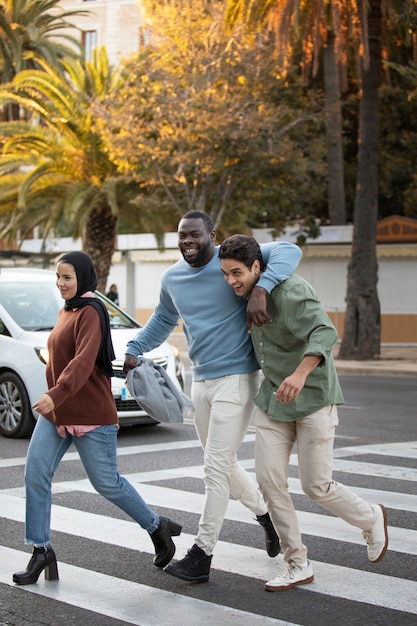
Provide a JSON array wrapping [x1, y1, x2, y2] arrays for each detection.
[[192, 372, 267, 554]]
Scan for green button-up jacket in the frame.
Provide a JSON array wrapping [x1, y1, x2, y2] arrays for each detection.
[[251, 274, 344, 422]]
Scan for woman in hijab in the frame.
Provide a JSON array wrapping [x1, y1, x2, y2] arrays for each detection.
[[13, 252, 181, 585]]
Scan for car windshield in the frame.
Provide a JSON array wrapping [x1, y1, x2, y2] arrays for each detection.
[[0, 282, 61, 331], [95, 293, 140, 330], [0, 281, 140, 331]]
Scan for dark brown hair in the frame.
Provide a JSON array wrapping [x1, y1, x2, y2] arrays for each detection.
[[219, 234, 265, 271]]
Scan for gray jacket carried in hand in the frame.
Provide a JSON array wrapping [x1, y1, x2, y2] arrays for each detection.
[[126, 356, 193, 423]]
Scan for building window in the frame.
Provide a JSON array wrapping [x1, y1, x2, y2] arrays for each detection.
[[82, 30, 97, 61]]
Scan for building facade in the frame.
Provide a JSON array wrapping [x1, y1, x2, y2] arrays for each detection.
[[59, 0, 143, 66], [15, 217, 417, 345]]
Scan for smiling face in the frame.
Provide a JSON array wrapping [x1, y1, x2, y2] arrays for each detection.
[[177, 217, 216, 267], [220, 257, 261, 297], [56, 261, 77, 301]]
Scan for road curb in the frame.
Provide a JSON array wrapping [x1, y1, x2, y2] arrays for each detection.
[[335, 362, 417, 377]]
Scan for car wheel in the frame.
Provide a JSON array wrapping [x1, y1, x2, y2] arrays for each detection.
[[0, 372, 35, 438]]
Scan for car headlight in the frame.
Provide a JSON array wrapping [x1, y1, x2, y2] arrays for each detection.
[[35, 347, 49, 365]]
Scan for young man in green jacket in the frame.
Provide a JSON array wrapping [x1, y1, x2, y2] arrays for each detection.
[[219, 234, 388, 592]]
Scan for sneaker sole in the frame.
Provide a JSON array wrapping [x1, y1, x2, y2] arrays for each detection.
[[368, 503, 388, 563], [264, 574, 314, 592]]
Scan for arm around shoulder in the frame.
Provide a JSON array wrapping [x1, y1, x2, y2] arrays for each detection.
[[258, 242, 302, 294], [247, 242, 302, 330]]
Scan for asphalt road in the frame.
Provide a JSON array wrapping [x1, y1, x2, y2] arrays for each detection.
[[0, 373, 416, 626]]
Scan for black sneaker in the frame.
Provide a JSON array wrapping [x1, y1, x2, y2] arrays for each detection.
[[164, 544, 212, 583]]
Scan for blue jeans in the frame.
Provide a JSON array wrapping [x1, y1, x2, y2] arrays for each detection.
[[24, 416, 159, 547]]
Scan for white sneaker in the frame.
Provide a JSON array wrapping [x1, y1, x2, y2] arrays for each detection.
[[362, 504, 388, 562], [264, 560, 314, 592]]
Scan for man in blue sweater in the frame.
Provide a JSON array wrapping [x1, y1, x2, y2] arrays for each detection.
[[123, 211, 302, 582]]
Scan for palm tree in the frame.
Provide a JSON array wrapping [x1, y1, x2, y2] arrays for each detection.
[[331, 0, 414, 359], [338, 0, 382, 359], [0, 0, 88, 120], [225, 0, 368, 225], [0, 49, 142, 290], [227, 0, 416, 359]]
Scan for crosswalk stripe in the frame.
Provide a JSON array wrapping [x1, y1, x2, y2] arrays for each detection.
[[3, 462, 417, 556], [5, 448, 411, 512], [332, 441, 417, 460], [0, 546, 296, 626], [56, 460, 417, 513], [0, 438, 204, 469], [1, 488, 417, 615], [2, 437, 416, 468], [1, 438, 416, 622], [4, 469, 417, 546], [308, 457, 417, 482]]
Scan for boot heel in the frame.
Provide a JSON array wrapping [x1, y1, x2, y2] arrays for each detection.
[[13, 547, 58, 586], [169, 521, 182, 536], [45, 560, 59, 581], [150, 517, 182, 568]]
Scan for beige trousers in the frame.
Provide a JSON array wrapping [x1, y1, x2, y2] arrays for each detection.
[[255, 405, 376, 564]]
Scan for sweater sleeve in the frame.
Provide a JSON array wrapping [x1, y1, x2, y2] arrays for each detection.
[[125, 280, 180, 357], [258, 242, 302, 294]]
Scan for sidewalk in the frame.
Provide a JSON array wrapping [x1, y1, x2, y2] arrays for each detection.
[[334, 344, 417, 378], [170, 333, 417, 378]]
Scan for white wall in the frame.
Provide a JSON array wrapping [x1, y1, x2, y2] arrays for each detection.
[[296, 256, 347, 312], [19, 231, 417, 338], [106, 260, 175, 312]]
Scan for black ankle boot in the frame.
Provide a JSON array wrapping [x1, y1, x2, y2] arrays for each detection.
[[165, 543, 212, 583], [13, 547, 59, 585], [150, 517, 182, 568], [256, 512, 281, 558]]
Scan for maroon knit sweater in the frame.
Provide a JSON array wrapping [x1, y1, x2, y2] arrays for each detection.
[[45, 305, 118, 426]]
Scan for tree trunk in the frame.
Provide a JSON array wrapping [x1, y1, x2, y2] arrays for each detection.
[[339, 0, 382, 360], [82, 206, 118, 293], [323, 29, 346, 225]]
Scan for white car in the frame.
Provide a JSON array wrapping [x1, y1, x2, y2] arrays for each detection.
[[0, 267, 184, 438]]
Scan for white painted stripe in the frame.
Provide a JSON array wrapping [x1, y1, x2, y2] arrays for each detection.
[[286, 476, 417, 513], [114, 459, 417, 513], [0, 456, 26, 468], [71, 459, 417, 514], [333, 441, 417, 460], [6, 454, 412, 516], [0, 438, 204, 469], [115, 482, 417, 555], [0, 547, 296, 626], [287, 452, 417, 482], [316, 458, 417, 482], [2, 436, 416, 623], [2, 437, 416, 468], [3, 461, 416, 555], [1, 496, 416, 615]]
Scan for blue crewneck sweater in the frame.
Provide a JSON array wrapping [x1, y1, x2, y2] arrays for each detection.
[[126, 242, 301, 381]]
